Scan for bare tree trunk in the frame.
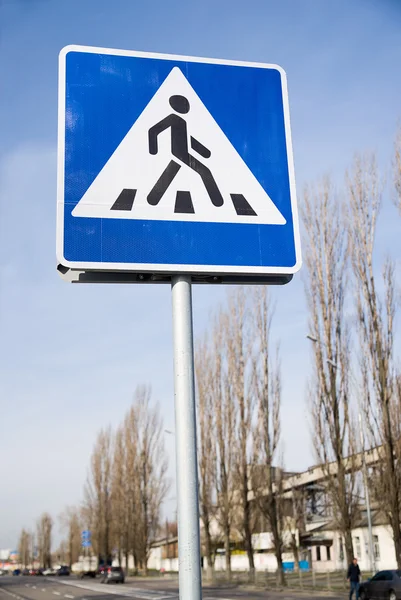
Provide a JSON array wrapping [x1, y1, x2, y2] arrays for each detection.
[[347, 155, 401, 568], [18, 530, 32, 568], [212, 312, 236, 582], [252, 287, 286, 587], [302, 178, 359, 564], [124, 386, 169, 574], [225, 289, 255, 582], [37, 513, 53, 569], [196, 337, 216, 582], [111, 427, 126, 567], [290, 532, 300, 571], [288, 489, 305, 572], [84, 428, 113, 567], [60, 507, 81, 569], [223, 521, 232, 577]]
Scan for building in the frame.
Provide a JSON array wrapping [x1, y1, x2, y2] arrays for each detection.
[[304, 510, 398, 573]]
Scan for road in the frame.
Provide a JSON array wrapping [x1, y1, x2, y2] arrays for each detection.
[[0, 576, 345, 600]]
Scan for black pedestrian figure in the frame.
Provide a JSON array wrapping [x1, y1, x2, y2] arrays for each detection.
[[147, 95, 224, 209]]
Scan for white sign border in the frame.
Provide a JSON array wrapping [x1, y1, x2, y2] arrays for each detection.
[[57, 44, 301, 275]]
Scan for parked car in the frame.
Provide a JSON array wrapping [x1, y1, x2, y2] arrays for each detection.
[[22, 568, 30, 576], [56, 566, 70, 577], [97, 565, 108, 575], [359, 570, 401, 600], [100, 566, 125, 584], [43, 568, 57, 576], [13, 569, 21, 576]]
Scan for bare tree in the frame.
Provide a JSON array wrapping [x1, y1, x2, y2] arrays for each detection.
[[55, 540, 68, 566], [394, 126, 401, 213], [37, 513, 53, 569], [111, 425, 127, 566], [123, 405, 140, 572], [18, 529, 31, 568], [302, 177, 359, 565], [196, 335, 216, 582], [287, 488, 306, 571], [212, 311, 237, 580], [252, 287, 286, 585], [125, 386, 169, 574], [347, 154, 401, 567], [59, 506, 81, 568], [84, 428, 113, 566], [77, 386, 169, 576], [224, 288, 256, 581]]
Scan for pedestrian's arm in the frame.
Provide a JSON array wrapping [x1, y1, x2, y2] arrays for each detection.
[[190, 136, 211, 159], [148, 116, 173, 155]]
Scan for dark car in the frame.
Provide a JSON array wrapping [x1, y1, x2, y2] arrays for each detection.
[[79, 570, 96, 579], [100, 566, 124, 584], [13, 569, 21, 576], [359, 569, 401, 600], [56, 566, 70, 577], [22, 568, 30, 576]]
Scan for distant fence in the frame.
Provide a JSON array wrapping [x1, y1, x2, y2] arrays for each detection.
[[214, 569, 375, 592]]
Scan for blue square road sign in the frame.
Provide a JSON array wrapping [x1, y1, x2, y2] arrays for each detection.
[[57, 46, 301, 283]]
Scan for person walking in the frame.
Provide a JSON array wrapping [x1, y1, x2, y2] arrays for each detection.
[[347, 557, 361, 599], [147, 94, 224, 208]]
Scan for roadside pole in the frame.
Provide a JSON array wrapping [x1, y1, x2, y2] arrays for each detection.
[[171, 275, 202, 600], [58, 47, 300, 599]]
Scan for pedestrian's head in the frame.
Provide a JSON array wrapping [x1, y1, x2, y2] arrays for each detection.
[[169, 95, 190, 114], [353, 558, 358, 564]]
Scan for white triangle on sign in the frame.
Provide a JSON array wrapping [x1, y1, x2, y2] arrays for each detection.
[[72, 67, 286, 225]]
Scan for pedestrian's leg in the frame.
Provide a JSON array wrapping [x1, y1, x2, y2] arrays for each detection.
[[187, 154, 224, 207], [147, 160, 181, 205], [349, 582, 354, 600], [356, 582, 360, 600]]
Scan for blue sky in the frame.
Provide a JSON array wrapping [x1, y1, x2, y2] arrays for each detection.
[[0, 0, 400, 549]]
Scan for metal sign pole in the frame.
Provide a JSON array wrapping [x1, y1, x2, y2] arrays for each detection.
[[171, 274, 202, 600]]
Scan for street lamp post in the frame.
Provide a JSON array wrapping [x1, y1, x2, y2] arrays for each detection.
[[306, 334, 376, 573]]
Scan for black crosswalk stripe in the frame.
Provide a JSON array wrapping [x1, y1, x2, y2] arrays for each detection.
[[111, 189, 137, 211], [110, 189, 258, 218], [230, 193, 257, 216], [174, 191, 195, 213]]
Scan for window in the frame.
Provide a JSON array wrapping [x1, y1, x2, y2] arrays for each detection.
[[354, 536, 361, 559], [327, 546, 331, 561], [316, 546, 321, 561], [374, 535, 380, 560], [371, 571, 386, 582]]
